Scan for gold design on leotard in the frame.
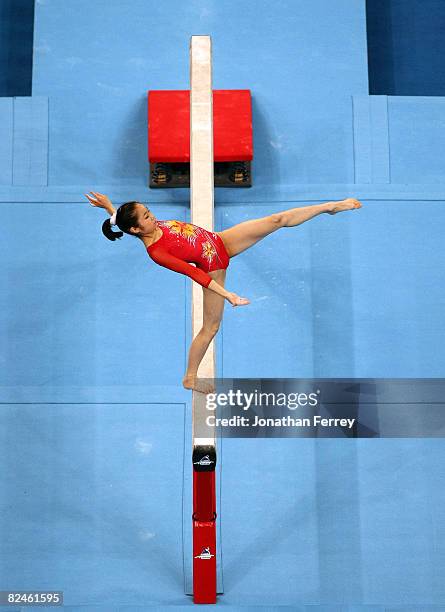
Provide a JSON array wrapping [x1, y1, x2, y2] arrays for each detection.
[[181, 223, 196, 240], [201, 241, 217, 265], [163, 220, 198, 246], [161, 220, 223, 267]]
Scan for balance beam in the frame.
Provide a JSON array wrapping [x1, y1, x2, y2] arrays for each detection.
[[190, 35, 218, 605]]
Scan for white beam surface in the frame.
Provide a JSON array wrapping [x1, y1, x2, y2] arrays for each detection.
[[190, 35, 215, 443], [184, 35, 223, 596]]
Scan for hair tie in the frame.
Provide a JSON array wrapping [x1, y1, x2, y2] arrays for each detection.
[[109, 211, 117, 226]]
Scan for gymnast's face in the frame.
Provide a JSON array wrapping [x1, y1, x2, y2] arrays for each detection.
[[133, 203, 157, 236]]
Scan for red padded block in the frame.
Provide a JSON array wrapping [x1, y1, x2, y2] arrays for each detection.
[[148, 89, 253, 163]]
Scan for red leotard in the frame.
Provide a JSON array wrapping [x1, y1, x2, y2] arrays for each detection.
[[146, 220, 230, 288]]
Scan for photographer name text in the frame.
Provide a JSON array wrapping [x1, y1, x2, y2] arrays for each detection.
[[206, 415, 356, 429]]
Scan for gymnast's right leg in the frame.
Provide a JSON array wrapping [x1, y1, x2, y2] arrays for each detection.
[[217, 198, 362, 258]]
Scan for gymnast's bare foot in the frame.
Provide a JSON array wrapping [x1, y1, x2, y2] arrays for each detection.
[[327, 198, 362, 214], [182, 375, 215, 394]]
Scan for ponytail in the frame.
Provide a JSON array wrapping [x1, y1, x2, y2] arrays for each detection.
[[100, 201, 140, 242], [102, 218, 123, 241]]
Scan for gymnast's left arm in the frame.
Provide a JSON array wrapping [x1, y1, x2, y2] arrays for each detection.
[[148, 248, 250, 306], [208, 281, 250, 307]]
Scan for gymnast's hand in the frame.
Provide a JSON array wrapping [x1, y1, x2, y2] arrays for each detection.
[[226, 292, 250, 307], [84, 191, 114, 213]]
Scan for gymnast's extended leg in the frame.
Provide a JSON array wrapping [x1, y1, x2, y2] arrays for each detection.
[[217, 198, 361, 258]]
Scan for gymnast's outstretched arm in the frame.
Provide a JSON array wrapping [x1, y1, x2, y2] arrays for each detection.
[[148, 247, 249, 306], [85, 191, 114, 214], [208, 280, 249, 307]]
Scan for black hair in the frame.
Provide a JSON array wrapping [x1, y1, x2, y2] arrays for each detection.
[[101, 200, 141, 241]]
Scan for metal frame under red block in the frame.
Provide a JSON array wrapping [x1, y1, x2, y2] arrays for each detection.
[[193, 471, 217, 604]]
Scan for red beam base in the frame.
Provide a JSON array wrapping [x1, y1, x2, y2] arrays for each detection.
[[193, 471, 217, 604]]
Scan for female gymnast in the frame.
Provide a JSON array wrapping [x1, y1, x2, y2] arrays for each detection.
[[86, 192, 362, 393]]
